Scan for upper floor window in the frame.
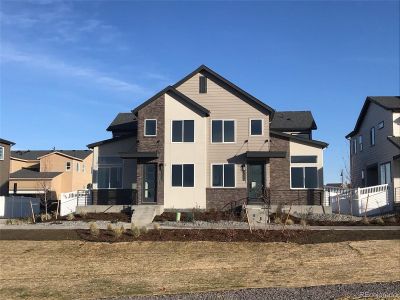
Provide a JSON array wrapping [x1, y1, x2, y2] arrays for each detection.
[[172, 120, 194, 142], [82, 163, 85, 173], [199, 75, 207, 93], [0, 146, 4, 160], [358, 135, 363, 151], [353, 139, 357, 154], [172, 164, 194, 187], [144, 119, 157, 136], [212, 120, 235, 143], [76, 162, 80, 172], [291, 167, 318, 189], [370, 127, 375, 146], [377, 121, 384, 130], [250, 119, 263, 136], [66, 161, 71, 171], [212, 163, 235, 187]]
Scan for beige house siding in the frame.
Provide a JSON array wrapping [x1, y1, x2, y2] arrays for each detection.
[[176, 72, 271, 188], [164, 94, 207, 209], [350, 103, 398, 187], [10, 159, 39, 173]]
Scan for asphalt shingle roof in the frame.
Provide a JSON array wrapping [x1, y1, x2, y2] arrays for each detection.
[[368, 96, 400, 110], [388, 136, 400, 149], [10, 169, 62, 179], [106, 113, 137, 132], [0, 138, 15, 145], [270, 111, 317, 131], [11, 150, 92, 160]]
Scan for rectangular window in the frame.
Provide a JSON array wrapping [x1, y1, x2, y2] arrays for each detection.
[[370, 127, 375, 146], [66, 161, 71, 171], [377, 121, 384, 129], [380, 162, 391, 185], [212, 163, 235, 187], [98, 167, 122, 188], [199, 75, 207, 93], [291, 167, 318, 189], [82, 163, 85, 173], [353, 139, 357, 154], [212, 120, 235, 143], [291, 156, 317, 163], [0, 146, 4, 160], [144, 119, 157, 136], [76, 162, 80, 172], [171, 164, 194, 187], [172, 120, 194, 142], [358, 135, 363, 151], [250, 119, 263, 136]]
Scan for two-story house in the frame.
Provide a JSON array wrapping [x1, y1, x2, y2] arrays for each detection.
[[9, 150, 93, 201], [346, 96, 400, 203], [88, 65, 328, 211], [0, 138, 15, 196]]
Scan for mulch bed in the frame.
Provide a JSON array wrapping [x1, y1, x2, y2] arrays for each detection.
[[154, 211, 244, 222], [41, 212, 131, 223], [288, 214, 400, 226]]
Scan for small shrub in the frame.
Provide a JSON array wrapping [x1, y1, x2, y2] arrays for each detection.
[[112, 226, 123, 239], [89, 222, 99, 237], [285, 218, 294, 226], [107, 223, 114, 231], [361, 217, 370, 225], [78, 211, 88, 218], [131, 225, 141, 238], [153, 222, 161, 231], [40, 213, 51, 222], [386, 216, 397, 224], [374, 217, 385, 225], [300, 219, 307, 227], [140, 226, 148, 234], [273, 216, 282, 224], [66, 213, 75, 221], [120, 225, 126, 234]]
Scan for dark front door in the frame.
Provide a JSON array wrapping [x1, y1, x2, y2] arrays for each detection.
[[366, 164, 379, 187], [247, 162, 265, 203], [143, 164, 157, 203]]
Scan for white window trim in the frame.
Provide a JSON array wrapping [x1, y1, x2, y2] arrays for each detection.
[[210, 163, 236, 188], [96, 166, 123, 189], [249, 119, 264, 136], [171, 164, 195, 188], [379, 162, 391, 185], [377, 121, 384, 130], [66, 161, 71, 171], [82, 163, 85, 173], [0, 146, 4, 161], [171, 120, 195, 143], [144, 119, 157, 137], [210, 119, 236, 144], [76, 162, 80, 172]]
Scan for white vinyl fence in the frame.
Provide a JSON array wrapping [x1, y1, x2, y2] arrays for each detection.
[[0, 196, 40, 218], [60, 190, 91, 216], [324, 184, 392, 216]]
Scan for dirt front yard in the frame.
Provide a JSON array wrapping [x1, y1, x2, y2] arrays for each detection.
[[0, 240, 399, 300]]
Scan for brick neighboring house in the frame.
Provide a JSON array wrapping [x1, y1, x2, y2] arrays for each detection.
[[346, 96, 400, 204], [0, 138, 15, 196], [9, 150, 93, 200], [88, 65, 328, 210]]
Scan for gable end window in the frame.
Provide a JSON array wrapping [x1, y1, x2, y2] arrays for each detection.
[[199, 75, 207, 93], [212, 120, 235, 143], [172, 120, 194, 142], [0, 146, 4, 160], [370, 127, 375, 146], [212, 163, 235, 187], [66, 161, 71, 171], [377, 121, 384, 129], [144, 119, 157, 136], [172, 164, 194, 187], [358, 136, 363, 151], [352, 139, 357, 154], [250, 119, 263, 136]]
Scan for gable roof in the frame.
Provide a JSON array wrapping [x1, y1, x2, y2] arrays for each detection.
[[10, 169, 62, 179], [346, 96, 400, 138], [271, 111, 317, 131], [11, 150, 92, 161], [173, 65, 275, 116], [270, 130, 328, 148], [132, 86, 210, 116], [87, 134, 136, 149], [387, 136, 400, 149], [106, 113, 137, 132], [0, 138, 15, 145]]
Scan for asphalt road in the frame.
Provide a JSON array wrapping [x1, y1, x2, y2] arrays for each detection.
[[111, 282, 400, 300]]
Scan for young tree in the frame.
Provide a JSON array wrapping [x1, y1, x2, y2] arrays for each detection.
[[37, 157, 52, 220]]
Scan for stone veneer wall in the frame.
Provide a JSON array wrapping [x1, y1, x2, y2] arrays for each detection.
[[136, 94, 165, 205], [206, 188, 247, 211], [269, 133, 323, 206]]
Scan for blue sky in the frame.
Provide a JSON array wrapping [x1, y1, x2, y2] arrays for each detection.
[[0, 0, 399, 183]]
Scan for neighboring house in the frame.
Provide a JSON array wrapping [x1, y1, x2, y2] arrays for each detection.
[[9, 150, 93, 200], [88, 65, 328, 210], [346, 96, 400, 203], [0, 138, 15, 196]]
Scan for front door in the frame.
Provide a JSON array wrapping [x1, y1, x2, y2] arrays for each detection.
[[247, 162, 265, 203], [143, 164, 157, 203]]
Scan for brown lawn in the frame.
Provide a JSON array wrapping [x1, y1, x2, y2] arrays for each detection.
[[0, 240, 399, 300]]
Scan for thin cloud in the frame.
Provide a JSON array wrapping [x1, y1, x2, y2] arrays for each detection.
[[1, 47, 149, 94]]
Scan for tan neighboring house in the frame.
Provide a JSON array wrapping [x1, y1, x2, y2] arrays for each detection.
[[0, 138, 15, 196], [346, 96, 400, 204], [88, 65, 328, 210], [9, 150, 93, 200]]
